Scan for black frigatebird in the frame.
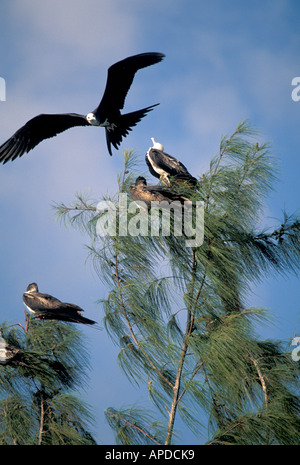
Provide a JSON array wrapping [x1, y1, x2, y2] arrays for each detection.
[[129, 176, 192, 208], [145, 138, 197, 186], [23, 283, 96, 325], [0, 53, 165, 163]]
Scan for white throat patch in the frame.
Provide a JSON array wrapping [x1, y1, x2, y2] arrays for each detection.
[[86, 113, 101, 126]]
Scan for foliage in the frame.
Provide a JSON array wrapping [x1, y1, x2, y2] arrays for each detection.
[[0, 316, 96, 445], [55, 121, 300, 445]]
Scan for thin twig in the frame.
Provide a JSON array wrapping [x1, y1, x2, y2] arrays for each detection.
[[38, 391, 45, 445], [107, 410, 162, 445]]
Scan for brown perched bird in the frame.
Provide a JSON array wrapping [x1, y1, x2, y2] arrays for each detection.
[[23, 283, 96, 325], [129, 176, 192, 208], [0, 53, 165, 162]]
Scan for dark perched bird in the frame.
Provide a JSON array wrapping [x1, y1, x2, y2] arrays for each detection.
[[0, 53, 165, 163], [145, 138, 197, 186], [129, 176, 192, 208], [23, 283, 96, 325]]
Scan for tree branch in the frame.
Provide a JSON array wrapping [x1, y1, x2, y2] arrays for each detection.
[[107, 409, 162, 445], [165, 251, 207, 445], [114, 249, 174, 390]]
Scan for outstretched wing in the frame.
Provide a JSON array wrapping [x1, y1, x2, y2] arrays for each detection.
[[94, 52, 165, 116], [0, 113, 89, 164]]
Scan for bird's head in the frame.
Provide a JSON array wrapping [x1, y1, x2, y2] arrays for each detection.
[[151, 137, 164, 151], [135, 176, 147, 187], [86, 112, 100, 126], [26, 283, 39, 293]]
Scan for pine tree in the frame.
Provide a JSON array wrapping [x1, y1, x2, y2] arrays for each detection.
[[55, 121, 300, 445], [0, 314, 96, 445]]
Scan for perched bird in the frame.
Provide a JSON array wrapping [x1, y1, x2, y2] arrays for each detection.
[[0, 332, 23, 365], [129, 176, 192, 208], [0, 331, 72, 384], [145, 138, 197, 186], [0, 53, 165, 163], [23, 283, 96, 325]]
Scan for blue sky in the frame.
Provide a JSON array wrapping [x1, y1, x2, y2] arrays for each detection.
[[0, 0, 299, 445]]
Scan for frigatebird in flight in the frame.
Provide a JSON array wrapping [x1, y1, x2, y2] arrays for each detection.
[[0, 52, 165, 163], [23, 283, 96, 325], [145, 138, 197, 186], [129, 176, 192, 208]]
